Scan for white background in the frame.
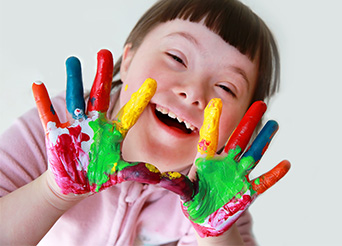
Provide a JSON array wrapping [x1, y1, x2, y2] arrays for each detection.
[[1, 1, 341, 245]]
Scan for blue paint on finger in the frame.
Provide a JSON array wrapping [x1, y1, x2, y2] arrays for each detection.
[[242, 120, 278, 166], [50, 104, 56, 115], [66, 56, 86, 119]]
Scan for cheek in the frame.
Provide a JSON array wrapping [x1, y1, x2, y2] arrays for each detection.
[[119, 87, 133, 108], [217, 112, 243, 148]]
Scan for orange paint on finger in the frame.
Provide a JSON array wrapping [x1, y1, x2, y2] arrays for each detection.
[[32, 81, 61, 130], [252, 160, 291, 194], [197, 98, 222, 157]]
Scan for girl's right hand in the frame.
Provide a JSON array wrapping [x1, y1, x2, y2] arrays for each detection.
[[32, 49, 161, 195]]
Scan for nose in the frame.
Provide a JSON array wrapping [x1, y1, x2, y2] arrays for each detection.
[[173, 81, 207, 109]]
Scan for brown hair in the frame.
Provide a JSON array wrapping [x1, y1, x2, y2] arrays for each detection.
[[113, 0, 280, 103]]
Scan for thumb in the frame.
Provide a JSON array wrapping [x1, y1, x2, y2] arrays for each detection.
[[160, 171, 194, 202]]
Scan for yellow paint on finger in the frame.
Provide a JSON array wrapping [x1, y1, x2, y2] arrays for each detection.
[[145, 163, 160, 173], [197, 98, 222, 157], [162, 171, 182, 179], [111, 162, 118, 173], [115, 78, 157, 136]]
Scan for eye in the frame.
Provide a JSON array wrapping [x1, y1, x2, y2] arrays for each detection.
[[217, 84, 236, 98], [167, 52, 187, 68]]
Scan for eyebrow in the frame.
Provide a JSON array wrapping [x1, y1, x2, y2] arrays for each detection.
[[230, 66, 250, 90], [165, 32, 201, 48]]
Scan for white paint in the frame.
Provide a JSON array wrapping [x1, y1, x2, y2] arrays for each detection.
[[1, 1, 341, 245]]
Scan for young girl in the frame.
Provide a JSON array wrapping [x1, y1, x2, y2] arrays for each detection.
[[0, 0, 290, 245]]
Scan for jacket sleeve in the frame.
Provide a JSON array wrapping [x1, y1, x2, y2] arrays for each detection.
[[177, 210, 257, 246], [0, 94, 66, 197]]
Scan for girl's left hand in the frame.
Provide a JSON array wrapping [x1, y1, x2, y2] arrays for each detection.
[[160, 99, 291, 237]]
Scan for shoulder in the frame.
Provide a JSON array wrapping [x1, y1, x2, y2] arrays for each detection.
[[0, 93, 67, 196]]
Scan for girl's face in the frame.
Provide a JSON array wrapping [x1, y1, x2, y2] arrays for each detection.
[[116, 19, 259, 172]]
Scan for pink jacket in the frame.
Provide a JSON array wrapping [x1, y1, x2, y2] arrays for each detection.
[[0, 90, 257, 245]]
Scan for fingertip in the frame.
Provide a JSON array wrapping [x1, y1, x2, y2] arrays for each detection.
[[66, 56, 80, 65], [97, 49, 114, 70], [263, 120, 279, 140], [32, 81, 47, 97], [268, 119, 279, 129], [208, 98, 222, 111], [273, 160, 291, 180], [251, 100, 267, 112], [66, 56, 82, 79], [280, 159, 291, 172], [66, 56, 81, 71], [32, 81, 44, 94], [143, 78, 157, 93], [33, 80, 43, 86], [97, 49, 113, 60]]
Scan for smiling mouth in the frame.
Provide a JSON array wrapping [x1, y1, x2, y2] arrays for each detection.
[[154, 104, 197, 134]]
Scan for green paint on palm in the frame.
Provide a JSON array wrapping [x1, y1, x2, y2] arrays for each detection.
[[184, 147, 256, 224], [87, 113, 138, 192]]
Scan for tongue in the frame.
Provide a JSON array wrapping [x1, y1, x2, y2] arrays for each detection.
[[156, 111, 192, 134]]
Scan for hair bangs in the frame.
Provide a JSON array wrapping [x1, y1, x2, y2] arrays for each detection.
[[158, 0, 262, 61], [116, 0, 280, 104]]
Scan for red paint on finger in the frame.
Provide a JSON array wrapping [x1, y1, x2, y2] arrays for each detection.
[[47, 125, 90, 194], [87, 49, 114, 113], [224, 101, 266, 154]]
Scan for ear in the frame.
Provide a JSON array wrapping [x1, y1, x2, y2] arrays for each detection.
[[120, 43, 135, 82]]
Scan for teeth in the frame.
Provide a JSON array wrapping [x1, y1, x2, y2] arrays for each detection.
[[168, 111, 176, 119], [184, 122, 195, 131], [156, 105, 196, 131], [177, 116, 184, 123]]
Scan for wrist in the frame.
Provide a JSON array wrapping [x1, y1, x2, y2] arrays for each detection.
[[38, 171, 89, 211], [196, 224, 244, 246]]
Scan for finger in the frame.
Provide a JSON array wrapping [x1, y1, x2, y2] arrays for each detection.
[[224, 101, 266, 154], [115, 78, 157, 137], [197, 98, 222, 158], [251, 160, 291, 195], [241, 120, 279, 171], [66, 56, 86, 120], [87, 49, 114, 113], [160, 171, 194, 202], [32, 81, 61, 131], [118, 163, 161, 185]]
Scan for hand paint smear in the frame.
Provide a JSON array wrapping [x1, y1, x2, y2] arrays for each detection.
[[184, 147, 256, 224], [87, 113, 140, 192]]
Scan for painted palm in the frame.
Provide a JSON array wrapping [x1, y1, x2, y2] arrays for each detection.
[[32, 50, 160, 194], [160, 99, 291, 237]]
